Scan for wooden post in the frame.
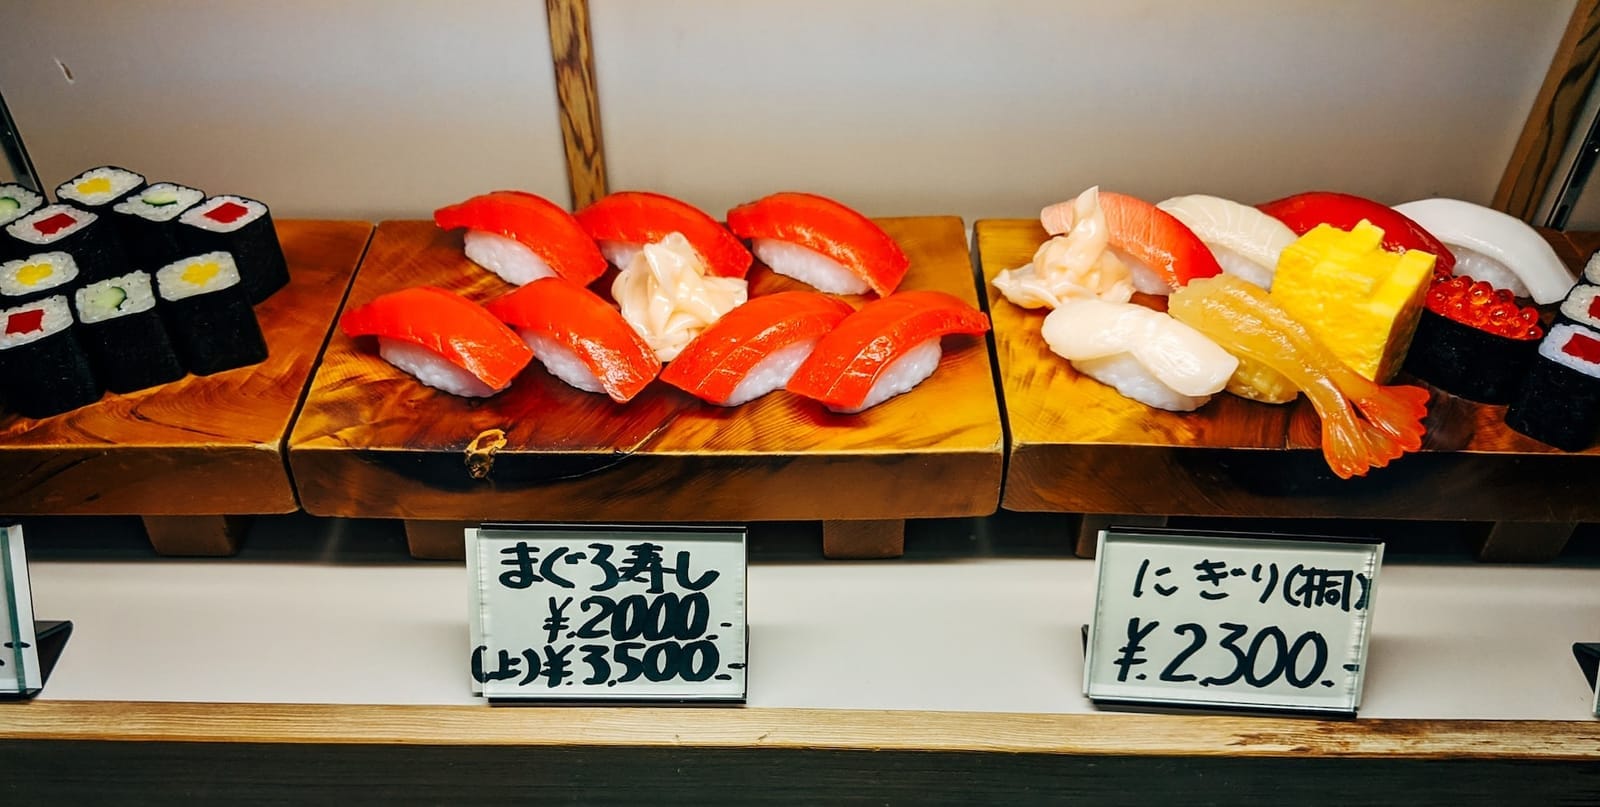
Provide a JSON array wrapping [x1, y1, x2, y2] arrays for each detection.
[[546, 0, 608, 208], [404, 520, 476, 561], [141, 515, 248, 557], [822, 520, 906, 559]]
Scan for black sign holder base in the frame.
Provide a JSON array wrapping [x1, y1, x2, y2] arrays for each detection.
[[1, 620, 72, 701], [1571, 643, 1600, 690]]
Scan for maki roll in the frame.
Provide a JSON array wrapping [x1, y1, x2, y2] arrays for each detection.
[[1584, 252, 1600, 286], [5, 204, 126, 283], [112, 183, 205, 272], [56, 166, 146, 210], [155, 252, 267, 375], [1403, 276, 1542, 404], [179, 195, 288, 303], [73, 271, 184, 393], [0, 252, 80, 307], [0, 295, 102, 417], [0, 183, 44, 229], [1558, 284, 1600, 330], [1505, 323, 1600, 451]]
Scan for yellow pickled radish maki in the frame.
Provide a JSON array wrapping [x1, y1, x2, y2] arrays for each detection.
[[1270, 220, 1435, 382]]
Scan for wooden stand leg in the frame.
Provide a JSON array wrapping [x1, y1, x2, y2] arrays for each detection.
[[141, 515, 249, 557], [822, 519, 906, 559], [1075, 514, 1169, 559], [404, 519, 476, 560], [1475, 521, 1577, 563]]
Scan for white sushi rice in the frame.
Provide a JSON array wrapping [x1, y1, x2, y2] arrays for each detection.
[[0, 294, 72, 350], [1451, 245, 1530, 298], [155, 251, 242, 301], [725, 338, 816, 406], [377, 337, 497, 398], [463, 230, 558, 285], [0, 184, 44, 227], [1111, 247, 1174, 296], [835, 338, 942, 414], [1585, 252, 1600, 286], [114, 182, 205, 222], [1212, 246, 1275, 290], [752, 238, 870, 295], [1540, 322, 1600, 375], [1073, 352, 1212, 412], [56, 166, 144, 207], [75, 271, 157, 324], [598, 240, 642, 271], [1561, 285, 1600, 328], [0, 251, 78, 297], [179, 195, 266, 233], [519, 330, 605, 395], [7, 204, 95, 246]]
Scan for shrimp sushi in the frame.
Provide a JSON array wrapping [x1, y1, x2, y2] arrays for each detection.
[[1392, 198, 1574, 304], [727, 192, 909, 296], [433, 191, 607, 287], [575, 191, 751, 278], [660, 291, 855, 406], [786, 290, 988, 412], [1156, 194, 1297, 290], [1041, 298, 1237, 411], [484, 278, 660, 403], [340, 286, 532, 397], [1044, 191, 1222, 295]]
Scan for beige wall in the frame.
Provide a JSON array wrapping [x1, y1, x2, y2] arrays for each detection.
[[0, 0, 1578, 223]]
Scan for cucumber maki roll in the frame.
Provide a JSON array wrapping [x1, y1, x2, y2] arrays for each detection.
[[5, 204, 127, 284], [112, 183, 205, 273], [0, 184, 44, 229], [56, 166, 146, 210], [0, 295, 102, 417], [1505, 323, 1600, 451], [73, 271, 184, 393], [0, 251, 80, 307], [155, 252, 267, 375], [1403, 276, 1542, 403], [179, 195, 288, 304]]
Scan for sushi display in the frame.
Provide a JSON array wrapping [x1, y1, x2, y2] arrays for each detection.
[[484, 278, 660, 404], [73, 271, 185, 394], [576, 191, 752, 278], [433, 191, 607, 287], [340, 286, 532, 398], [727, 191, 909, 296]]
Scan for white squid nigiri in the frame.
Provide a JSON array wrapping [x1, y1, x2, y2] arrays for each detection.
[[1392, 198, 1575, 303], [1041, 298, 1238, 411]]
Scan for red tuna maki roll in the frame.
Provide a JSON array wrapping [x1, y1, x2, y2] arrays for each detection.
[[1505, 323, 1600, 451]]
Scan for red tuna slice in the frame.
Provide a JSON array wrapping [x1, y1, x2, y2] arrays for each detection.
[[575, 191, 752, 278], [1095, 191, 1224, 292], [660, 291, 855, 405], [484, 278, 661, 403], [433, 191, 607, 286], [726, 192, 910, 296], [340, 285, 533, 392], [786, 290, 989, 411], [1257, 191, 1456, 275]]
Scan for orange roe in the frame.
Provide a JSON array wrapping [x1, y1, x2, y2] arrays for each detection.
[[1425, 276, 1542, 341]]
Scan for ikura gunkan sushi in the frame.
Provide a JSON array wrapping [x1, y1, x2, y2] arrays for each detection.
[[56, 166, 146, 210], [1405, 277, 1542, 403], [660, 291, 855, 406], [340, 286, 532, 398], [74, 271, 184, 394], [484, 278, 661, 403], [155, 252, 268, 376], [114, 182, 206, 273], [434, 191, 607, 287], [179, 195, 289, 304], [576, 191, 752, 278], [5, 204, 125, 284], [0, 183, 43, 229], [1, 251, 80, 306], [0, 295, 103, 417], [1505, 323, 1600, 452], [727, 192, 909, 296], [786, 290, 989, 413]]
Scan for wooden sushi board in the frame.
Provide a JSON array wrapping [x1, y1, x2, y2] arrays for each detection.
[[0, 220, 373, 555], [978, 220, 1600, 560], [287, 217, 1004, 559]]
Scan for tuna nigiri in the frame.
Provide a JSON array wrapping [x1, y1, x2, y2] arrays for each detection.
[[1156, 194, 1297, 290], [340, 286, 532, 397], [575, 191, 752, 278], [1041, 298, 1237, 412], [1044, 191, 1223, 295], [727, 192, 909, 296], [1257, 191, 1456, 277], [1168, 275, 1430, 479], [484, 278, 661, 403], [433, 191, 607, 287], [660, 291, 855, 406], [1392, 198, 1574, 303], [786, 290, 989, 413]]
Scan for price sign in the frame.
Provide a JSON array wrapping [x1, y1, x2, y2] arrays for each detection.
[[1084, 528, 1381, 715], [468, 524, 746, 702], [1, 524, 41, 697]]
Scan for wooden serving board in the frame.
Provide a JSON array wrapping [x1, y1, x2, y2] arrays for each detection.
[[288, 217, 1003, 554], [978, 220, 1600, 546], [0, 220, 373, 552]]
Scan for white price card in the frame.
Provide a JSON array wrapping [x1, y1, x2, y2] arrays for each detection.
[[1084, 528, 1381, 715], [1, 524, 41, 696], [468, 524, 746, 702]]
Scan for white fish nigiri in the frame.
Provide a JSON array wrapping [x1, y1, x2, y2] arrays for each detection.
[[1041, 298, 1238, 411], [1392, 198, 1575, 303], [1156, 194, 1296, 290], [994, 186, 1135, 308]]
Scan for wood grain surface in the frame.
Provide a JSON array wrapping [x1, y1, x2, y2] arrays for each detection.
[[546, 0, 608, 208], [0, 220, 372, 516], [980, 219, 1600, 521], [288, 217, 1002, 522]]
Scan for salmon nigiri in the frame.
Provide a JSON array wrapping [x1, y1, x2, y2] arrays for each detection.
[[340, 286, 532, 397], [1167, 275, 1430, 479], [434, 191, 607, 287], [484, 278, 661, 403], [727, 192, 909, 296], [787, 290, 989, 413], [660, 291, 855, 406], [575, 191, 752, 278], [1043, 190, 1222, 295]]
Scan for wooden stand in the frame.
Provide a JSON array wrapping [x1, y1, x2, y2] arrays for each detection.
[[1476, 521, 1578, 563], [822, 520, 907, 559], [141, 516, 250, 557], [403, 520, 476, 561], [1074, 515, 1168, 559]]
